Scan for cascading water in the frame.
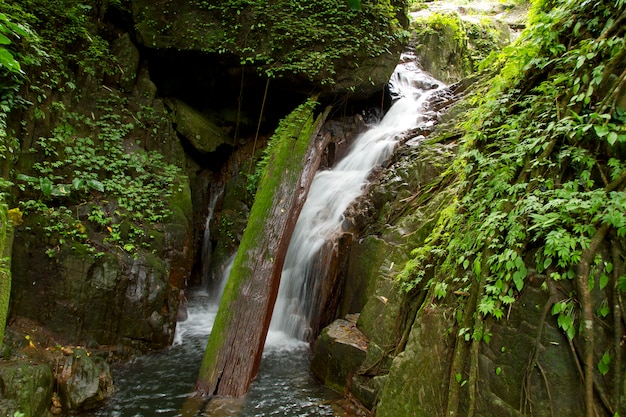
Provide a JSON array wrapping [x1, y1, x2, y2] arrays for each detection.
[[270, 52, 448, 340], [97, 53, 449, 417], [97, 263, 341, 417], [200, 186, 223, 294]]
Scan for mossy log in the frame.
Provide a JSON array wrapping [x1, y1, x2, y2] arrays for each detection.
[[0, 204, 16, 351], [195, 99, 331, 397]]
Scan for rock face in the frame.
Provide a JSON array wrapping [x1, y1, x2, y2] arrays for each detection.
[[130, 0, 407, 97], [312, 2, 626, 417]]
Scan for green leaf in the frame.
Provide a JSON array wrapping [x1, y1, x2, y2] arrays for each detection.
[[40, 177, 53, 197], [16, 173, 37, 183], [594, 124, 609, 137], [473, 258, 482, 276], [543, 257, 552, 270], [72, 178, 84, 189], [600, 273, 609, 290], [597, 352, 611, 375], [597, 300, 610, 318], [87, 179, 105, 192], [50, 184, 71, 197], [347, 0, 362, 11], [0, 47, 20, 73], [0, 34, 10, 45]]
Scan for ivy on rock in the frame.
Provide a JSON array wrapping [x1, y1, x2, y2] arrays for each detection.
[[398, 0, 626, 415]]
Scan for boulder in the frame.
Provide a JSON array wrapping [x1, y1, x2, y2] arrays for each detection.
[[166, 98, 234, 154], [56, 348, 114, 411], [0, 360, 54, 417], [310, 317, 368, 394]]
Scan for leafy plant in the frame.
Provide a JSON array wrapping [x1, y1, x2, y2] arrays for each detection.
[[189, 0, 407, 85], [397, 0, 626, 414], [16, 95, 183, 255]]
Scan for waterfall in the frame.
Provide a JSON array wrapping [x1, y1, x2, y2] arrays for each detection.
[[200, 186, 224, 295], [269, 53, 447, 341]]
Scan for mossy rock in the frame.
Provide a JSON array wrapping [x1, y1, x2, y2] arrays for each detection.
[[310, 318, 369, 394], [166, 98, 234, 154], [130, 0, 407, 96], [410, 10, 511, 83], [0, 359, 54, 417], [410, 12, 473, 83], [376, 305, 455, 417], [57, 348, 114, 411]]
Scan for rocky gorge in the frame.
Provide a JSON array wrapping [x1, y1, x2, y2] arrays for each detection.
[[1, 0, 625, 416]]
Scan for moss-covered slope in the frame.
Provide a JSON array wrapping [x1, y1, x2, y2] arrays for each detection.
[[370, 0, 626, 415]]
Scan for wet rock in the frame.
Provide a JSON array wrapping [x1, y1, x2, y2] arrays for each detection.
[[311, 317, 368, 394], [0, 359, 54, 417], [57, 348, 114, 411]]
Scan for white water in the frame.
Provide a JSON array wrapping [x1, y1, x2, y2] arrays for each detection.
[[103, 291, 339, 417], [200, 187, 223, 292], [270, 53, 447, 340]]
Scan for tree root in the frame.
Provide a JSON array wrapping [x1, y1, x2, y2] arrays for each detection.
[[577, 224, 610, 417], [612, 242, 624, 416], [520, 284, 557, 416], [536, 362, 555, 417]]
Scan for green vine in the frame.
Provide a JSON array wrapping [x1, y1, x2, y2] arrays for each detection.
[[399, 0, 626, 415]]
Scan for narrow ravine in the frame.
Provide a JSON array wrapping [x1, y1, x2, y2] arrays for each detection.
[[96, 51, 447, 416]]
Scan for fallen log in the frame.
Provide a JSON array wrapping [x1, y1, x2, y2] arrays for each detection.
[[195, 97, 331, 397]]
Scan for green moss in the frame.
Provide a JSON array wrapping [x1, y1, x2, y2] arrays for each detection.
[[133, 0, 407, 86], [198, 96, 325, 389], [410, 12, 473, 82], [218, 97, 320, 311], [0, 201, 11, 350]]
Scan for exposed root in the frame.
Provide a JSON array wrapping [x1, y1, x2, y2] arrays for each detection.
[[520, 285, 557, 416], [577, 224, 610, 417], [536, 362, 555, 417]]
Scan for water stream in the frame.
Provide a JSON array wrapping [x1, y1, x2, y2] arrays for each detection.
[[96, 52, 446, 416], [96, 293, 342, 417]]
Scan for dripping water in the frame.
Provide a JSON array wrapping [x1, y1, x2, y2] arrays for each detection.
[[270, 51, 448, 340], [200, 186, 224, 294]]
